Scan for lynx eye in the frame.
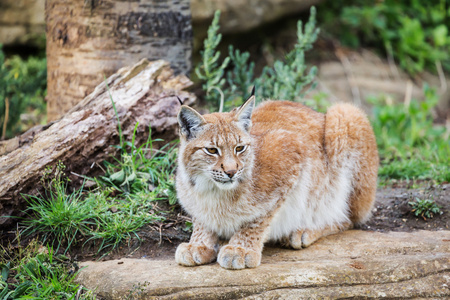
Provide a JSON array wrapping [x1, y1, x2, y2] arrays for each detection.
[[235, 145, 246, 153], [205, 147, 219, 155]]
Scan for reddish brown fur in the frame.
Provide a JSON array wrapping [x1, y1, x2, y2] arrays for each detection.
[[175, 99, 379, 269], [324, 103, 379, 223]]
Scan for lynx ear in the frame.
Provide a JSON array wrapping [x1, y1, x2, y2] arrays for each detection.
[[235, 93, 255, 132], [178, 106, 206, 139]]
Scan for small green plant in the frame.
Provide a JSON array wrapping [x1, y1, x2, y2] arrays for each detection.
[[99, 124, 178, 205], [183, 220, 193, 233], [196, 7, 319, 111], [409, 198, 442, 220], [255, 9, 319, 103], [319, 0, 450, 74], [0, 45, 47, 139]]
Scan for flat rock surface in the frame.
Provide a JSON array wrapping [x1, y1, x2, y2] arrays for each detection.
[[77, 230, 450, 299]]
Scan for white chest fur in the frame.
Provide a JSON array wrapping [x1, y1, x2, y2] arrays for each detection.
[[269, 157, 356, 241]]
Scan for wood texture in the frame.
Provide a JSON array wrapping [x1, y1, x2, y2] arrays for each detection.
[[0, 59, 195, 229], [45, 0, 192, 121]]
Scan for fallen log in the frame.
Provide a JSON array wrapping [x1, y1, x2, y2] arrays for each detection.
[[0, 59, 195, 228]]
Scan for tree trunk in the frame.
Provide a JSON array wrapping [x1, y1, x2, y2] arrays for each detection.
[[45, 0, 192, 121], [0, 59, 195, 229]]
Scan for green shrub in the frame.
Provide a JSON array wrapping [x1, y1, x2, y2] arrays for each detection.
[[0, 45, 47, 139], [196, 7, 319, 111], [319, 0, 450, 74], [195, 10, 230, 111]]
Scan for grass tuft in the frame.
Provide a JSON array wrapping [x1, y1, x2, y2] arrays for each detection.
[[21, 162, 96, 254], [0, 235, 94, 299]]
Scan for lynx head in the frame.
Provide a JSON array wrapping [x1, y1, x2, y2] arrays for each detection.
[[177, 95, 255, 191]]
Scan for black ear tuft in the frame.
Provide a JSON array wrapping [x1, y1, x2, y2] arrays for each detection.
[[176, 96, 184, 105], [250, 85, 255, 97], [235, 94, 255, 132], [177, 106, 206, 139]]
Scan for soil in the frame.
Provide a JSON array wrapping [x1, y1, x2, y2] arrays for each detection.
[[360, 181, 449, 232], [66, 180, 449, 262]]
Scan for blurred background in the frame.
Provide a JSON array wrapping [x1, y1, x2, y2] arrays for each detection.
[[0, 0, 449, 139]]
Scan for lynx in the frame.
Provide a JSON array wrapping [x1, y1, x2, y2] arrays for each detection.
[[175, 93, 378, 269]]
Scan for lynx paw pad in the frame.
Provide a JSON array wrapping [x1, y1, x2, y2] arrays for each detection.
[[217, 245, 261, 270], [175, 243, 217, 266]]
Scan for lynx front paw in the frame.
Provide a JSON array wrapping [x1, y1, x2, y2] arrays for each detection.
[[175, 243, 217, 267], [217, 245, 261, 270]]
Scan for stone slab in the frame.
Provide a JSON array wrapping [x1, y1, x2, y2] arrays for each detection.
[[77, 230, 450, 299]]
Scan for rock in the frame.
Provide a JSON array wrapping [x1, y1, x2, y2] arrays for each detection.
[[192, 0, 323, 34], [76, 230, 450, 299], [0, 0, 321, 47], [0, 0, 45, 47], [314, 49, 450, 117]]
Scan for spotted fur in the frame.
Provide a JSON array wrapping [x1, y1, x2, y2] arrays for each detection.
[[175, 96, 378, 269]]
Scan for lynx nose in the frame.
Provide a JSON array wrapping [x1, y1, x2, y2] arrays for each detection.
[[225, 169, 237, 178]]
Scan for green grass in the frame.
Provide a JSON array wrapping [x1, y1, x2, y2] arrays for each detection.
[[20, 125, 176, 256], [21, 163, 96, 253], [0, 236, 94, 299], [13, 137, 175, 295], [369, 86, 450, 183], [83, 188, 165, 253], [21, 138, 175, 255], [99, 123, 178, 205]]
